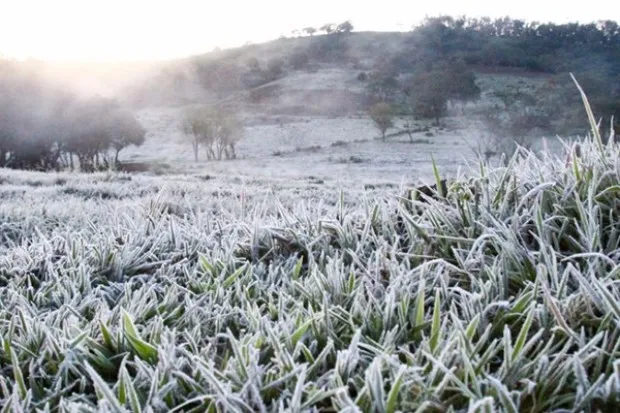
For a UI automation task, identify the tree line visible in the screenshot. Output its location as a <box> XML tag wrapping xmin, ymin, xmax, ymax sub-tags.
<box><xmin>391</xmin><ymin>16</ymin><xmax>620</xmax><ymax>75</ymax></box>
<box><xmin>0</xmin><ymin>60</ymin><xmax>146</xmax><ymax>172</ymax></box>
<box><xmin>364</xmin><ymin>16</ymin><xmax>619</xmax><ymax>146</ymax></box>
<box><xmin>367</xmin><ymin>65</ymin><xmax>617</xmax><ymax>159</ymax></box>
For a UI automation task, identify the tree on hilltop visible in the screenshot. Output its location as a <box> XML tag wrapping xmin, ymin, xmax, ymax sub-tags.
<box><xmin>303</xmin><ymin>27</ymin><xmax>317</xmax><ymax>37</ymax></box>
<box><xmin>336</xmin><ymin>21</ymin><xmax>354</xmax><ymax>34</ymax></box>
<box><xmin>320</xmin><ymin>23</ymin><xmax>336</xmax><ymax>34</ymax></box>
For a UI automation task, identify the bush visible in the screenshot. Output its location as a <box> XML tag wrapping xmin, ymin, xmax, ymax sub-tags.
<box><xmin>307</xmin><ymin>33</ymin><xmax>350</xmax><ymax>62</ymax></box>
<box><xmin>265</xmin><ymin>58</ymin><xmax>285</xmax><ymax>81</ymax></box>
<box><xmin>248</xmin><ymin>84</ymin><xmax>281</xmax><ymax>104</ymax></box>
<box><xmin>288</xmin><ymin>50</ymin><xmax>310</xmax><ymax>70</ymax></box>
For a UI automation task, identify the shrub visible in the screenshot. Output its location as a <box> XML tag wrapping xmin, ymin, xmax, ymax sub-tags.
<box><xmin>288</xmin><ymin>50</ymin><xmax>310</xmax><ymax>70</ymax></box>
<box><xmin>248</xmin><ymin>84</ymin><xmax>281</xmax><ymax>104</ymax></box>
<box><xmin>265</xmin><ymin>58</ymin><xmax>285</xmax><ymax>81</ymax></box>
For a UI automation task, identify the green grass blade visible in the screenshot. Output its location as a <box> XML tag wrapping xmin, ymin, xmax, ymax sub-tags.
<box><xmin>122</xmin><ymin>310</ymin><xmax>158</xmax><ymax>363</ymax></box>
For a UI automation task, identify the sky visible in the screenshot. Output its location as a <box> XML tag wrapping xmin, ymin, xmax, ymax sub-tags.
<box><xmin>1</xmin><ymin>0</ymin><xmax>619</xmax><ymax>62</ymax></box>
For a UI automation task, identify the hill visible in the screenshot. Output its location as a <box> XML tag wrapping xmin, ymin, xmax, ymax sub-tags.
<box><xmin>1</xmin><ymin>17</ymin><xmax>618</xmax><ymax>182</ymax></box>
<box><xmin>119</xmin><ymin>31</ymin><xmax>411</xmax><ymax>111</ymax></box>
<box><xmin>118</xmin><ymin>18</ymin><xmax>619</xmax><ymax>125</ymax></box>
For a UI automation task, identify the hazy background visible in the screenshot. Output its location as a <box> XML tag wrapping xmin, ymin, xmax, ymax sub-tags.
<box><xmin>1</xmin><ymin>2</ymin><xmax>618</xmax><ymax>183</ymax></box>
<box><xmin>2</xmin><ymin>0</ymin><xmax>619</xmax><ymax>61</ymax></box>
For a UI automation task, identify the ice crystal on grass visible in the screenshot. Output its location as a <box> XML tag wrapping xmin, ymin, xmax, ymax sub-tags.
<box><xmin>1</xmin><ymin>127</ymin><xmax>620</xmax><ymax>411</ymax></box>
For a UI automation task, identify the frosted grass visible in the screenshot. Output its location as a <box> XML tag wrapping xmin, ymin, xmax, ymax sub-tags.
<box><xmin>1</xmin><ymin>125</ymin><xmax>619</xmax><ymax>411</ymax></box>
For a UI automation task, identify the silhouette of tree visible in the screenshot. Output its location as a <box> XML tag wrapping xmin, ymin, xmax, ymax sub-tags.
<box><xmin>336</xmin><ymin>21</ymin><xmax>354</xmax><ymax>34</ymax></box>
<box><xmin>303</xmin><ymin>27</ymin><xmax>317</xmax><ymax>37</ymax></box>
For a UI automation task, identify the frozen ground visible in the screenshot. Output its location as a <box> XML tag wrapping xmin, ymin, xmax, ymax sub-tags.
<box><xmin>115</xmin><ymin>70</ymin><xmax>566</xmax><ymax>187</ymax></box>
<box><xmin>124</xmin><ymin>107</ymin><xmax>566</xmax><ymax>187</ymax></box>
<box><xmin>1</xmin><ymin>137</ymin><xmax>617</xmax><ymax>412</ymax></box>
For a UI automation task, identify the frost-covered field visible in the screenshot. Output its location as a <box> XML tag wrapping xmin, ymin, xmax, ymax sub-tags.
<box><xmin>1</xmin><ymin>131</ymin><xmax>620</xmax><ymax>411</ymax></box>
<box><xmin>118</xmin><ymin>71</ymin><xmax>562</xmax><ymax>184</ymax></box>
<box><xmin>124</xmin><ymin>109</ymin><xmax>563</xmax><ymax>185</ymax></box>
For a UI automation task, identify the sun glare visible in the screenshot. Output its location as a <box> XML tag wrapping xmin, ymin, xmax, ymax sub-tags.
<box><xmin>1</xmin><ymin>0</ymin><xmax>618</xmax><ymax>61</ymax></box>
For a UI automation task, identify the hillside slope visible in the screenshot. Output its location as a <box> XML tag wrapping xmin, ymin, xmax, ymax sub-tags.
<box><xmin>119</xmin><ymin>31</ymin><xmax>410</xmax><ymax>110</ymax></box>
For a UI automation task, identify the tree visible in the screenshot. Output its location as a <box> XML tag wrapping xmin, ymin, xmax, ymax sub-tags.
<box><xmin>0</xmin><ymin>60</ymin><xmax>146</xmax><ymax>172</ymax></box>
<box><xmin>442</xmin><ymin>60</ymin><xmax>481</xmax><ymax>105</ymax></box>
<box><xmin>409</xmin><ymin>71</ymin><xmax>450</xmax><ymax>125</ymax></box>
<box><xmin>389</xmin><ymin>16</ymin><xmax>620</xmax><ymax>77</ymax></box>
<box><xmin>180</xmin><ymin>106</ymin><xmax>244</xmax><ymax>161</ymax></box>
<box><xmin>369</xmin><ymin>102</ymin><xmax>394</xmax><ymax>140</ymax></box>
<box><xmin>366</xmin><ymin>72</ymin><xmax>401</xmax><ymax>104</ymax></box>
<box><xmin>0</xmin><ymin>65</ymin><xmax>23</xmax><ymax>167</ymax></box>
<box><xmin>407</xmin><ymin>66</ymin><xmax>480</xmax><ymax>124</ymax></box>
<box><xmin>215</xmin><ymin>112</ymin><xmax>244</xmax><ymax>160</ymax></box>
<box><xmin>336</xmin><ymin>21</ymin><xmax>354</xmax><ymax>34</ymax></box>
<box><xmin>64</xmin><ymin>97</ymin><xmax>124</xmax><ymax>172</ymax></box>
<box><xmin>320</xmin><ymin>23</ymin><xmax>336</xmax><ymax>34</ymax></box>
<box><xmin>0</xmin><ymin>62</ymin><xmax>73</xmax><ymax>171</ymax></box>
<box><xmin>265</xmin><ymin>58</ymin><xmax>285</xmax><ymax>81</ymax></box>
<box><xmin>108</xmin><ymin>110</ymin><xmax>147</xmax><ymax>165</ymax></box>
<box><xmin>288</xmin><ymin>49</ymin><xmax>310</xmax><ymax>70</ymax></box>
<box><xmin>303</xmin><ymin>27</ymin><xmax>317</xmax><ymax>37</ymax></box>
<box><xmin>246</xmin><ymin>57</ymin><xmax>260</xmax><ymax>72</ymax></box>
<box><xmin>537</xmin><ymin>72</ymin><xmax>620</xmax><ymax>139</ymax></box>
<box><xmin>181</xmin><ymin>107</ymin><xmax>212</xmax><ymax>162</ymax></box>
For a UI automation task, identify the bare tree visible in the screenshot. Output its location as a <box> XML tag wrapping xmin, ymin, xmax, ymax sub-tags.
<box><xmin>218</xmin><ymin>114</ymin><xmax>244</xmax><ymax>159</ymax></box>
<box><xmin>181</xmin><ymin>106</ymin><xmax>244</xmax><ymax>161</ymax></box>
<box><xmin>181</xmin><ymin>107</ymin><xmax>209</xmax><ymax>162</ymax></box>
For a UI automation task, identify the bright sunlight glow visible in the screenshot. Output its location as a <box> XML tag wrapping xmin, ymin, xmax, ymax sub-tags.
<box><xmin>1</xmin><ymin>0</ymin><xmax>618</xmax><ymax>61</ymax></box>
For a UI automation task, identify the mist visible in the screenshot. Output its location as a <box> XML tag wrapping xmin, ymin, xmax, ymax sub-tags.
<box><xmin>1</xmin><ymin>15</ymin><xmax>618</xmax><ymax>177</ymax></box>
<box><xmin>0</xmin><ymin>60</ymin><xmax>146</xmax><ymax>171</ymax></box>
